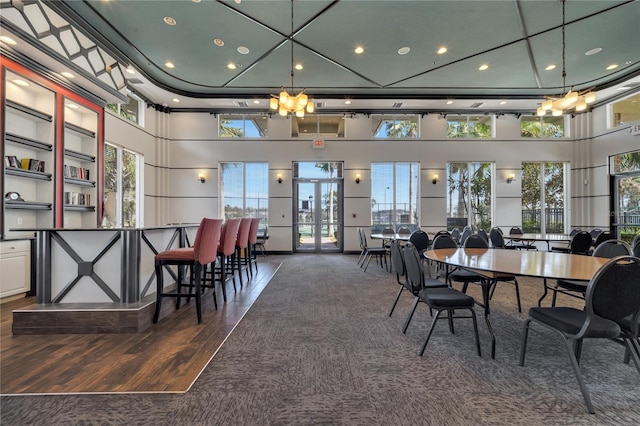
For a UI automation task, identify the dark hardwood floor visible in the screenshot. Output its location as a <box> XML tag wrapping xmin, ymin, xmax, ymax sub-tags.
<box><xmin>0</xmin><ymin>259</ymin><xmax>280</xmax><ymax>394</ymax></box>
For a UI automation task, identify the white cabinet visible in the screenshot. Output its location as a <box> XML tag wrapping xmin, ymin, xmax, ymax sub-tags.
<box><xmin>0</xmin><ymin>239</ymin><xmax>31</xmax><ymax>298</ymax></box>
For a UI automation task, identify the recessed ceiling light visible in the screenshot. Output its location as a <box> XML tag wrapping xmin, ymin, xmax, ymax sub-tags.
<box><xmin>606</xmin><ymin>64</ymin><xmax>619</xmax><ymax>70</ymax></box>
<box><xmin>398</xmin><ymin>47</ymin><xmax>410</xmax><ymax>55</ymax></box>
<box><xmin>172</xmin><ymin>98</ymin><xmax>180</xmax><ymax>103</ymax></box>
<box><xmin>253</xmin><ymin>100</ymin><xmax>260</xmax><ymax>104</ymax></box>
<box><xmin>163</xmin><ymin>16</ymin><xmax>176</xmax><ymax>26</ymax></box>
<box><xmin>354</xmin><ymin>46</ymin><xmax>364</xmax><ymax>54</ymax></box>
<box><xmin>12</xmin><ymin>79</ymin><xmax>30</xmax><ymax>87</ymax></box>
<box><xmin>294</xmin><ymin>63</ymin><xmax>303</xmax><ymax>70</ymax></box>
<box><xmin>545</xmin><ymin>64</ymin><xmax>556</xmax><ymax>71</ymax></box>
<box><xmin>0</xmin><ymin>36</ymin><xmax>17</xmax><ymax>45</ymax></box>
<box><xmin>213</xmin><ymin>38</ymin><xmax>224</xmax><ymax>47</ymax></box>
<box><xmin>500</xmin><ymin>101</ymin><xmax>507</xmax><ymax>105</ymax></box>
<box><xmin>192</xmin><ymin>0</ymin><xmax>201</xmax><ymax>3</ymax></box>
<box><xmin>437</xmin><ymin>47</ymin><xmax>447</xmax><ymax>54</ymax></box>
<box><xmin>237</xmin><ymin>46</ymin><xmax>250</xmax><ymax>55</ymax></box>
<box><xmin>61</xmin><ymin>71</ymin><xmax>75</xmax><ymax>78</ymax></box>
<box><xmin>585</xmin><ymin>47</ymin><xmax>602</xmax><ymax>56</ymax></box>
<box><xmin>227</xmin><ymin>63</ymin><xmax>237</xmax><ymax>70</ymax></box>
<box><xmin>165</xmin><ymin>61</ymin><xmax>175</xmax><ymax>69</ymax></box>
<box><xmin>126</xmin><ymin>67</ymin><xmax>136</xmax><ymax>74</ymax></box>
<box><xmin>234</xmin><ymin>0</ymin><xmax>241</xmax><ymax>3</ymax></box>
<box><xmin>478</xmin><ymin>64</ymin><xmax>489</xmax><ymax>71</ymax></box>
<box><xmin>344</xmin><ymin>100</ymin><xmax>351</xmax><ymax>105</ymax></box>
<box><xmin>446</xmin><ymin>100</ymin><xmax>454</xmax><ymax>105</ymax></box>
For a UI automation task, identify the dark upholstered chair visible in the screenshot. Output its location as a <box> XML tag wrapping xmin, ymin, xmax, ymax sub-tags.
<box><xmin>247</xmin><ymin>218</ymin><xmax>260</xmax><ymax>274</ymax></box>
<box><xmin>153</xmin><ymin>218</ymin><xmax>222</xmax><ymax>324</ymax></box>
<box><xmin>403</xmin><ymin>242</ymin><xmax>481</xmax><ymax>357</ymax></box>
<box><xmin>408</xmin><ymin>230</ymin><xmax>430</xmax><ymax>255</ymax></box>
<box><xmin>489</xmin><ymin>227</ymin><xmax>515</xmax><ymax>250</ymax></box>
<box><xmin>400</xmin><ymin>243</ymin><xmax>448</xmax><ymax>333</ymax></box>
<box><xmin>359</xmin><ymin>228</ymin><xmax>387</xmax><ymax>272</ymax></box>
<box><xmin>217</xmin><ymin>218</ymin><xmax>241</xmax><ymax>301</ymax></box>
<box><xmin>550</xmin><ymin>239</ymin><xmax>632</xmax><ymax>307</ymax></box>
<box><xmin>477</xmin><ymin>229</ymin><xmax>489</xmax><ymax>243</ymax></box>
<box><xmin>550</xmin><ymin>228</ymin><xmax>582</xmax><ymax>253</ymax></box>
<box><xmin>235</xmin><ymin>218</ymin><xmax>253</xmax><ymax>285</ymax></box>
<box><xmin>632</xmin><ymin>234</ymin><xmax>640</xmax><ymax>258</ymax></box>
<box><xmin>519</xmin><ymin>255</ymin><xmax>640</xmax><ymax>414</ymax></box>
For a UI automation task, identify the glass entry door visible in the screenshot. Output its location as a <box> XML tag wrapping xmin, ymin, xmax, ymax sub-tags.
<box><xmin>294</xmin><ymin>180</ymin><xmax>342</xmax><ymax>252</ymax></box>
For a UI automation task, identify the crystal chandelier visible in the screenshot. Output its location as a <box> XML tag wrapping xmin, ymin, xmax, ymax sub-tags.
<box><xmin>269</xmin><ymin>0</ymin><xmax>314</xmax><ymax>117</ymax></box>
<box><xmin>537</xmin><ymin>0</ymin><xmax>595</xmax><ymax>117</ymax></box>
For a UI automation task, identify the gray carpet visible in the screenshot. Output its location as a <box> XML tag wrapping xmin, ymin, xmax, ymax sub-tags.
<box><xmin>2</xmin><ymin>254</ymin><xmax>639</xmax><ymax>425</ymax></box>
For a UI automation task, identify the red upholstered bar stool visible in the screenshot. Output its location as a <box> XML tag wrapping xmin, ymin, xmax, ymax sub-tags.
<box><xmin>216</xmin><ymin>218</ymin><xmax>241</xmax><ymax>302</ymax></box>
<box><xmin>247</xmin><ymin>218</ymin><xmax>260</xmax><ymax>274</ymax></box>
<box><xmin>153</xmin><ymin>218</ymin><xmax>222</xmax><ymax>324</ymax></box>
<box><xmin>235</xmin><ymin>218</ymin><xmax>252</xmax><ymax>285</ymax></box>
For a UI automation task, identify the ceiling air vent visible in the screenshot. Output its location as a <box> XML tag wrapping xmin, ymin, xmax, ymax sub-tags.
<box><xmin>470</xmin><ymin>102</ymin><xmax>484</xmax><ymax>108</ymax></box>
<box><xmin>126</xmin><ymin>78</ymin><xmax>144</xmax><ymax>85</ymax></box>
<box><xmin>234</xmin><ymin>101</ymin><xmax>249</xmax><ymax>108</ymax></box>
<box><xmin>315</xmin><ymin>101</ymin><xmax>325</xmax><ymax>108</ymax></box>
<box><xmin>392</xmin><ymin>102</ymin><xmax>405</xmax><ymax>108</ymax></box>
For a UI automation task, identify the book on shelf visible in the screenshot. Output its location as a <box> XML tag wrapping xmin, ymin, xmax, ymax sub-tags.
<box><xmin>64</xmin><ymin>191</ymin><xmax>91</xmax><ymax>206</ymax></box>
<box><xmin>19</xmin><ymin>158</ymin><xmax>45</xmax><ymax>172</ymax></box>
<box><xmin>64</xmin><ymin>164</ymin><xmax>91</xmax><ymax>180</ymax></box>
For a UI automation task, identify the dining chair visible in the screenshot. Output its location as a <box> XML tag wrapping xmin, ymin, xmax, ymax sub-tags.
<box><xmin>550</xmin><ymin>239</ymin><xmax>632</xmax><ymax>307</ymax></box>
<box><xmin>235</xmin><ymin>217</ymin><xmax>253</xmax><ymax>285</ymax></box>
<box><xmin>550</xmin><ymin>228</ymin><xmax>582</xmax><ymax>253</ymax></box>
<box><xmin>216</xmin><ymin>218</ymin><xmax>241</xmax><ymax>302</ymax></box>
<box><xmin>633</xmin><ymin>234</ymin><xmax>640</xmax><ymax>257</ymax></box>
<box><xmin>408</xmin><ymin>230</ymin><xmax>430</xmax><ymax>256</ymax></box>
<box><xmin>397</xmin><ymin>227</ymin><xmax>412</xmax><ymax>236</ymax></box>
<box><xmin>489</xmin><ymin>227</ymin><xmax>515</xmax><ymax>250</ymax></box>
<box><xmin>477</xmin><ymin>229</ymin><xmax>489</xmax><ymax>243</ymax></box>
<box><xmin>247</xmin><ymin>218</ymin><xmax>260</xmax><ymax>273</ymax></box>
<box><xmin>431</xmin><ymin>233</ymin><xmax>458</xmax><ymax>281</ymax></box>
<box><xmin>403</xmin><ymin>242</ymin><xmax>481</xmax><ymax>357</ymax></box>
<box><xmin>359</xmin><ymin>228</ymin><xmax>388</xmax><ymax>272</ymax></box>
<box><xmin>463</xmin><ymin>234</ymin><xmax>522</xmax><ymax>313</ymax></box>
<box><xmin>592</xmin><ymin>230</ymin><xmax>615</xmax><ymax>251</ymax></box>
<box><xmin>507</xmin><ymin>226</ymin><xmax>534</xmax><ymax>250</ymax></box>
<box><xmin>255</xmin><ymin>226</ymin><xmax>268</xmax><ymax>256</ymax></box>
<box><xmin>459</xmin><ymin>227</ymin><xmax>471</xmax><ymax>246</ymax></box>
<box><xmin>388</xmin><ymin>240</ymin><xmax>410</xmax><ymax>317</ymax></box>
<box><xmin>153</xmin><ymin>218</ymin><xmax>222</xmax><ymax>324</ymax></box>
<box><xmin>519</xmin><ymin>255</ymin><xmax>640</xmax><ymax>414</ymax></box>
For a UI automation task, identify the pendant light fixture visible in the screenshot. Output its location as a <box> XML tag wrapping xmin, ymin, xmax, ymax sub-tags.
<box><xmin>270</xmin><ymin>0</ymin><xmax>314</xmax><ymax>117</ymax></box>
<box><xmin>537</xmin><ymin>0</ymin><xmax>596</xmax><ymax>117</ymax></box>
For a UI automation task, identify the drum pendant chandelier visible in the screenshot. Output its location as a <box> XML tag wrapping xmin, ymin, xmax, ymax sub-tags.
<box><xmin>537</xmin><ymin>0</ymin><xmax>595</xmax><ymax>117</ymax></box>
<box><xmin>269</xmin><ymin>0</ymin><xmax>314</xmax><ymax>117</ymax></box>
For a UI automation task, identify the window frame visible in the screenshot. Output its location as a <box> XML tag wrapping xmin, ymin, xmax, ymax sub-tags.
<box><xmin>520</xmin><ymin>115</ymin><xmax>566</xmax><ymax>138</ymax></box>
<box><xmin>106</xmin><ymin>92</ymin><xmax>144</xmax><ymax>127</ymax></box>
<box><xmin>446</xmin><ymin>115</ymin><xmax>494</xmax><ymax>139</ymax></box>
<box><xmin>219</xmin><ymin>114</ymin><xmax>268</xmax><ymax>138</ymax></box>
<box><xmin>219</xmin><ymin>162</ymin><xmax>269</xmax><ymax>226</ymax></box>
<box><xmin>446</xmin><ymin>162</ymin><xmax>494</xmax><ymax>231</ymax></box>
<box><xmin>371</xmin><ymin>114</ymin><xmax>420</xmax><ymax>139</ymax></box>
<box><xmin>520</xmin><ymin>162</ymin><xmax>569</xmax><ymax>234</ymax></box>
<box><xmin>370</xmin><ymin>161</ymin><xmax>420</xmax><ymax>232</ymax></box>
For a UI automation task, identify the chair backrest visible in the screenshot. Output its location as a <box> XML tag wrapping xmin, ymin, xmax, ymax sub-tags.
<box><xmin>594</xmin><ymin>230</ymin><xmax>615</xmax><ymax>248</ymax></box>
<box><xmin>592</xmin><ymin>239</ymin><xmax>632</xmax><ymax>258</ymax></box>
<box><xmin>568</xmin><ymin>231</ymin><xmax>593</xmax><ymax>255</ymax></box>
<box><xmin>218</xmin><ymin>218</ymin><xmax>241</xmax><ymax>255</ymax></box>
<box><xmin>433</xmin><ymin>230</ymin><xmax>450</xmax><ymax>239</ymax></box>
<box><xmin>464</xmin><ymin>234</ymin><xmax>489</xmax><ymax>249</ymax></box>
<box><xmin>489</xmin><ymin>227</ymin><xmax>506</xmax><ymax>249</ymax></box>
<box><xmin>389</xmin><ymin>240</ymin><xmax>405</xmax><ymax>283</ymax></box>
<box><xmin>248</xmin><ymin>218</ymin><xmax>260</xmax><ymax>244</ymax></box>
<box><xmin>408</xmin><ymin>230</ymin><xmax>430</xmax><ymax>253</ymax></box>
<box><xmin>450</xmin><ymin>228</ymin><xmax>460</xmax><ymax>242</ymax></box>
<box><xmin>569</xmin><ymin>228</ymin><xmax>581</xmax><ymax>237</ymax></box>
<box><xmin>590</xmin><ymin>228</ymin><xmax>603</xmax><ymax>239</ymax></box>
<box><xmin>432</xmin><ymin>233</ymin><xmax>458</xmax><ymax>249</ymax></box>
<box><xmin>235</xmin><ymin>218</ymin><xmax>252</xmax><ymax>249</ymax></box>
<box><xmin>459</xmin><ymin>228</ymin><xmax>471</xmax><ymax>245</ymax></box>
<box><xmin>397</xmin><ymin>227</ymin><xmax>412</xmax><ymax>235</ymax></box>
<box><xmin>381</xmin><ymin>227</ymin><xmax>395</xmax><ymax>236</ymax></box>
<box><xmin>478</xmin><ymin>229</ymin><xmax>489</xmax><ymax>243</ymax></box>
<box><xmin>193</xmin><ymin>218</ymin><xmax>223</xmax><ymax>265</ymax></box>
<box><xmin>402</xmin><ymin>242</ymin><xmax>424</xmax><ymax>294</ymax></box>
<box><xmin>586</xmin><ymin>256</ymin><xmax>640</xmax><ymax>326</ymax></box>
<box><xmin>509</xmin><ymin>226</ymin><xmax>524</xmax><ymax>236</ymax></box>
<box><xmin>633</xmin><ymin>235</ymin><xmax>640</xmax><ymax>258</ymax></box>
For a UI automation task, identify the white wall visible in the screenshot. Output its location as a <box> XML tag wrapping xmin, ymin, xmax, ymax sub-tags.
<box><xmin>104</xmin><ymin>105</ymin><xmax>640</xmax><ymax>253</ymax></box>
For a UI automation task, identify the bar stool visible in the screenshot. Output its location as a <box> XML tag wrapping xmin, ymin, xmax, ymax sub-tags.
<box><xmin>153</xmin><ymin>218</ymin><xmax>222</xmax><ymax>324</ymax></box>
<box><xmin>216</xmin><ymin>218</ymin><xmax>241</xmax><ymax>301</ymax></box>
<box><xmin>235</xmin><ymin>218</ymin><xmax>252</xmax><ymax>286</ymax></box>
<box><xmin>247</xmin><ymin>218</ymin><xmax>260</xmax><ymax>274</ymax></box>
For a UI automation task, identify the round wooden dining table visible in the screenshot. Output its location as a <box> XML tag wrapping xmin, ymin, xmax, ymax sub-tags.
<box><xmin>423</xmin><ymin>248</ymin><xmax>609</xmax><ymax>358</ymax></box>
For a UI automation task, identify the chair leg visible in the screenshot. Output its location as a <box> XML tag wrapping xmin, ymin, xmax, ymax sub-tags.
<box><xmin>389</xmin><ymin>286</ymin><xmax>404</xmax><ymax>317</ymax></box>
<box><xmin>218</xmin><ymin>254</ymin><xmax>228</xmax><ymax>302</ymax></box>
<box><xmin>563</xmin><ymin>337</ymin><xmax>595</xmax><ymax>414</ymax></box>
<box><xmin>513</xmin><ymin>278</ymin><xmax>522</xmax><ymax>313</ymax></box>
<box><xmin>402</xmin><ymin>296</ymin><xmax>420</xmax><ymax>334</ymax></box>
<box><xmin>209</xmin><ymin>261</ymin><xmax>218</xmax><ymax>310</ymax></box>
<box><xmin>194</xmin><ymin>263</ymin><xmax>203</xmax><ymax>324</ymax></box>
<box><xmin>419</xmin><ymin>309</ymin><xmax>444</xmax><ymax>356</ymax></box>
<box><xmin>153</xmin><ymin>262</ymin><xmax>163</xmax><ymax>323</ymax></box>
<box><xmin>551</xmin><ymin>285</ymin><xmax>559</xmax><ymax>307</ymax></box>
<box><xmin>623</xmin><ymin>338</ymin><xmax>640</xmax><ymax>375</ymax></box>
<box><xmin>538</xmin><ymin>279</ymin><xmax>550</xmax><ymax>307</ymax></box>
<box><xmin>519</xmin><ymin>318</ymin><xmax>532</xmax><ymax>366</ymax></box>
<box><xmin>470</xmin><ymin>308</ymin><xmax>482</xmax><ymax>356</ymax></box>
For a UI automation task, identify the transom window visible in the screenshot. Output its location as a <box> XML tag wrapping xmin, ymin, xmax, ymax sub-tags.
<box><xmin>106</xmin><ymin>94</ymin><xmax>144</xmax><ymax>126</ymax></box>
<box><xmin>219</xmin><ymin>114</ymin><xmax>268</xmax><ymax>138</ymax></box>
<box><xmin>447</xmin><ymin>115</ymin><xmax>493</xmax><ymax>138</ymax></box>
<box><xmin>372</xmin><ymin>115</ymin><xmax>419</xmax><ymax>138</ymax></box>
<box><xmin>292</xmin><ymin>115</ymin><xmax>345</xmax><ymax>137</ymax></box>
<box><xmin>520</xmin><ymin>115</ymin><xmax>565</xmax><ymax>138</ymax></box>
<box><xmin>608</xmin><ymin>92</ymin><xmax>640</xmax><ymax>128</ymax></box>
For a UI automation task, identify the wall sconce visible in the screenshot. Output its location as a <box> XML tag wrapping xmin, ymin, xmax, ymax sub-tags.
<box><xmin>198</xmin><ymin>173</ymin><xmax>206</xmax><ymax>183</ymax></box>
<box><xmin>277</xmin><ymin>173</ymin><xmax>283</xmax><ymax>184</ymax></box>
<box><xmin>432</xmin><ymin>174</ymin><xmax>439</xmax><ymax>185</ymax></box>
<box><xmin>506</xmin><ymin>173</ymin><xmax>515</xmax><ymax>184</ymax></box>
<box><xmin>355</xmin><ymin>173</ymin><xmax>361</xmax><ymax>184</ymax></box>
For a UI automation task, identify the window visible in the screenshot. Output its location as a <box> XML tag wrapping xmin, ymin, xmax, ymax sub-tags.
<box><xmin>521</xmin><ymin>162</ymin><xmax>567</xmax><ymax>233</ymax></box>
<box><xmin>106</xmin><ymin>94</ymin><xmax>144</xmax><ymax>126</ymax></box>
<box><xmin>608</xmin><ymin>92</ymin><xmax>640</xmax><ymax>128</ymax></box>
<box><xmin>372</xmin><ymin>115</ymin><xmax>419</xmax><ymax>138</ymax></box>
<box><xmin>292</xmin><ymin>115</ymin><xmax>345</xmax><ymax>137</ymax></box>
<box><xmin>220</xmin><ymin>162</ymin><xmax>268</xmax><ymax>226</ymax></box>
<box><xmin>371</xmin><ymin>162</ymin><xmax>419</xmax><ymax>232</ymax></box>
<box><xmin>447</xmin><ymin>115</ymin><xmax>493</xmax><ymax>138</ymax></box>
<box><xmin>219</xmin><ymin>114</ymin><xmax>267</xmax><ymax>138</ymax></box>
<box><xmin>103</xmin><ymin>143</ymin><xmax>144</xmax><ymax>227</ymax></box>
<box><xmin>447</xmin><ymin>162</ymin><xmax>493</xmax><ymax>230</ymax></box>
<box><xmin>520</xmin><ymin>115</ymin><xmax>565</xmax><ymax>138</ymax></box>
<box><xmin>610</xmin><ymin>150</ymin><xmax>640</xmax><ymax>243</ymax></box>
